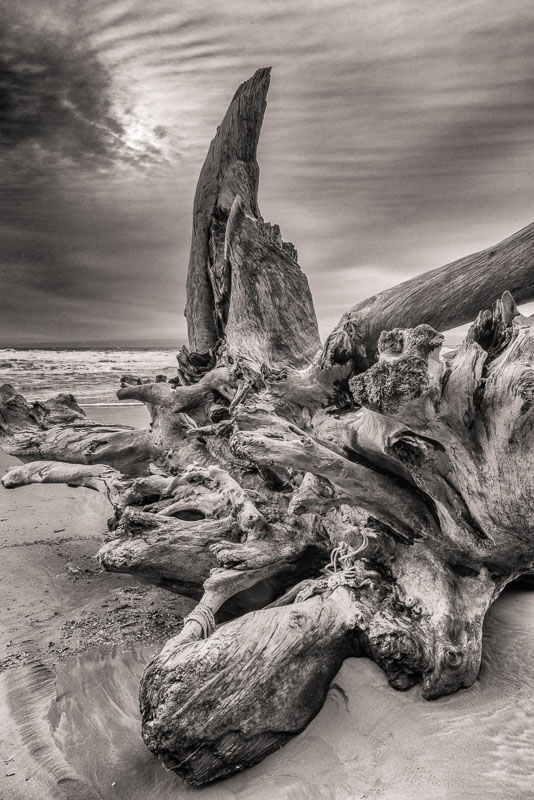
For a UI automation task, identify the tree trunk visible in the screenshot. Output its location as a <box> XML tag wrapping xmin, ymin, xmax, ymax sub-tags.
<box><xmin>3</xmin><ymin>68</ymin><xmax>534</xmax><ymax>787</ymax></box>
<box><xmin>322</xmin><ymin>221</ymin><xmax>534</xmax><ymax>371</ymax></box>
<box><xmin>185</xmin><ymin>67</ymin><xmax>270</xmax><ymax>352</ymax></box>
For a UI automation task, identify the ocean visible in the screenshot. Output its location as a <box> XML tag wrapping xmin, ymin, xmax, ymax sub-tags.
<box><xmin>0</xmin><ymin>348</ymin><xmax>179</xmax><ymax>406</ymax></box>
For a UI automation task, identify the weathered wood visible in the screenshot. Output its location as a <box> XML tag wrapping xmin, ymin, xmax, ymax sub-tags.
<box><xmin>1</xmin><ymin>460</ymin><xmax>128</xmax><ymax>506</ymax></box>
<box><xmin>140</xmin><ymin>587</ymin><xmax>358</xmax><ymax>785</ymax></box>
<box><xmin>231</xmin><ymin>401</ymin><xmax>440</xmax><ymax>542</ymax></box>
<box><xmin>322</xmin><ymin>222</ymin><xmax>534</xmax><ymax>370</ymax></box>
<box><xmin>224</xmin><ymin>195</ymin><xmax>320</xmax><ymax>368</ymax></box>
<box><xmin>0</xmin><ymin>384</ymin><xmax>157</xmax><ymax>475</ymax></box>
<box><xmin>137</xmin><ymin>293</ymin><xmax>534</xmax><ymax>782</ymax></box>
<box><xmin>96</xmin><ymin>462</ymin><xmax>329</xmax><ymax>610</ymax></box>
<box><xmin>185</xmin><ymin>67</ymin><xmax>270</xmax><ymax>352</ymax></box>
<box><xmin>2</xmin><ymin>69</ymin><xmax>534</xmax><ymax>788</ymax></box>
<box><xmin>348</xmin><ymin>293</ymin><xmax>534</xmax><ymax>569</ymax></box>
<box><xmin>184</xmin><ymin>68</ymin><xmax>320</xmax><ymax>371</ymax></box>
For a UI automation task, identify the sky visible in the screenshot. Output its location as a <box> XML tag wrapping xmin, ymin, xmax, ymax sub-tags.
<box><xmin>2</xmin><ymin>0</ymin><xmax>534</xmax><ymax>346</ymax></box>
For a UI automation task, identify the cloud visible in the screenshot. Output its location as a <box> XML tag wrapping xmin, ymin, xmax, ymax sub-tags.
<box><xmin>0</xmin><ymin>10</ymin><xmax>118</xmax><ymax>168</ymax></box>
<box><xmin>3</xmin><ymin>0</ymin><xmax>534</xmax><ymax>345</ymax></box>
<box><xmin>0</xmin><ymin>1</ymin><xmax>171</xmax><ymax>188</ymax></box>
<box><xmin>0</xmin><ymin>1</ymin><xmax>183</xmax><ymax>346</ymax></box>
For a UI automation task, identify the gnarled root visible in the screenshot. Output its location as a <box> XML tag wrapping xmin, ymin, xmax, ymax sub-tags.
<box><xmin>0</xmin><ymin>384</ymin><xmax>157</xmax><ymax>475</ymax></box>
<box><xmin>140</xmin><ymin>586</ymin><xmax>358</xmax><ymax>785</ymax></box>
<box><xmin>139</xmin><ymin>537</ymin><xmax>498</xmax><ymax>784</ymax></box>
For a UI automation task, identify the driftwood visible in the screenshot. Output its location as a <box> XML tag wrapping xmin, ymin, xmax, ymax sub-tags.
<box><xmin>2</xmin><ymin>68</ymin><xmax>534</xmax><ymax>786</ymax></box>
<box><xmin>322</xmin><ymin>221</ymin><xmax>534</xmax><ymax>371</ymax></box>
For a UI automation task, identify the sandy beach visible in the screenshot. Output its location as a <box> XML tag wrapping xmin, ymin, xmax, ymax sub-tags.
<box><xmin>1</xmin><ymin>405</ymin><xmax>534</xmax><ymax>800</ymax></box>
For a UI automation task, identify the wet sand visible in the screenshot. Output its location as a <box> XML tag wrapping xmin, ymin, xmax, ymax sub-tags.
<box><xmin>1</xmin><ymin>406</ymin><xmax>534</xmax><ymax>799</ymax></box>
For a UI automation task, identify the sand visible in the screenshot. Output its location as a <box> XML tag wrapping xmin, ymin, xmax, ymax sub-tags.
<box><xmin>1</xmin><ymin>406</ymin><xmax>534</xmax><ymax>799</ymax></box>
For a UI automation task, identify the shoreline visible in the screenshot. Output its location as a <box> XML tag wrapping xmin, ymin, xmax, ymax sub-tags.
<box><xmin>0</xmin><ymin>404</ymin><xmax>185</xmax><ymax>675</ymax></box>
<box><xmin>0</xmin><ymin>404</ymin><xmax>196</xmax><ymax>798</ymax></box>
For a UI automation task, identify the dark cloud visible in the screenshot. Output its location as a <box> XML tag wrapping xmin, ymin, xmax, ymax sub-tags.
<box><xmin>0</xmin><ymin>8</ymin><xmax>120</xmax><ymax>171</ymax></box>
<box><xmin>0</xmin><ymin>1</ymin><xmax>178</xmax><ymax>345</ymax></box>
<box><xmin>0</xmin><ymin>1</ymin><xmax>169</xmax><ymax>187</ymax></box>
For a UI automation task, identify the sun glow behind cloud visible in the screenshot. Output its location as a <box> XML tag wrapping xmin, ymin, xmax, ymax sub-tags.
<box><xmin>2</xmin><ymin>0</ymin><xmax>534</xmax><ymax>344</ymax></box>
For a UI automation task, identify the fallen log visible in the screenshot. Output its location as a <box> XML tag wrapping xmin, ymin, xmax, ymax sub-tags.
<box><xmin>322</xmin><ymin>223</ymin><xmax>534</xmax><ymax>371</ymax></box>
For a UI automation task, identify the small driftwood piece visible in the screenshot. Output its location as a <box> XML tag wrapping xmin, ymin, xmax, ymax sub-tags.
<box><xmin>2</xmin><ymin>69</ymin><xmax>534</xmax><ymax>786</ymax></box>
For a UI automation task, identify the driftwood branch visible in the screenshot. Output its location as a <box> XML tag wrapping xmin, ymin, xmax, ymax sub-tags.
<box><xmin>322</xmin><ymin>223</ymin><xmax>534</xmax><ymax>370</ymax></box>
<box><xmin>0</xmin><ymin>384</ymin><xmax>157</xmax><ymax>475</ymax></box>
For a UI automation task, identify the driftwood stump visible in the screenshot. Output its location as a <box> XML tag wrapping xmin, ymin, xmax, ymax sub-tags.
<box><xmin>2</xmin><ymin>68</ymin><xmax>534</xmax><ymax>785</ymax></box>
